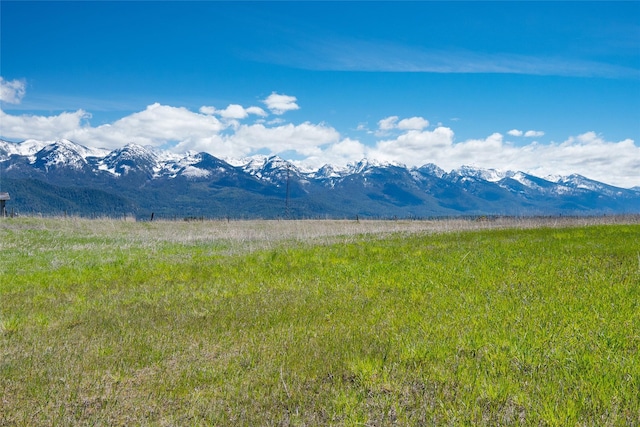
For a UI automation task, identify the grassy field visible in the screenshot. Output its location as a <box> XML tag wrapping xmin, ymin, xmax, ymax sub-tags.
<box><xmin>1</xmin><ymin>217</ymin><xmax>639</xmax><ymax>425</ymax></box>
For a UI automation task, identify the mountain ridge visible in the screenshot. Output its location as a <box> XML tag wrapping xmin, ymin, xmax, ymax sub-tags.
<box><xmin>1</xmin><ymin>139</ymin><xmax>638</xmax><ymax>219</ymax></box>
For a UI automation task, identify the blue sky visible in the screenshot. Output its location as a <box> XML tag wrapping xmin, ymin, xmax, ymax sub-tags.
<box><xmin>1</xmin><ymin>1</ymin><xmax>639</xmax><ymax>187</ymax></box>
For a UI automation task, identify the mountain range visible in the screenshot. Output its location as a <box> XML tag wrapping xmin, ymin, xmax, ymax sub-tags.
<box><xmin>1</xmin><ymin>139</ymin><xmax>639</xmax><ymax>219</ymax></box>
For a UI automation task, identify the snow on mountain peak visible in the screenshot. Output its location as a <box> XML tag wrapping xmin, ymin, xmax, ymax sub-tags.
<box><xmin>310</xmin><ymin>163</ymin><xmax>348</xmax><ymax>179</ymax></box>
<box><xmin>2</xmin><ymin>139</ymin><xmax>637</xmax><ymax>194</ymax></box>
<box><xmin>239</xmin><ymin>155</ymin><xmax>269</xmax><ymax>174</ymax></box>
<box><xmin>52</xmin><ymin>139</ymin><xmax>110</xmax><ymax>158</ymax></box>
<box><xmin>453</xmin><ymin>165</ymin><xmax>506</xmax><ymax>182</ymax></box>
<box><xmin>32</xmin><ymin>139</ymin><xmax>101</xmax><ymax>170</ymax></box>
<box><xmin>416</xmin><ymin>163</ymin><xmax>446</xmax><ymax>178</ymax></box>
<box><xmin>347</xmin><ymin>158</ymin><xmax>401</xmax><ymax>174</ymax></box>
<box><xmin>1</xmin><ymin>139</ymin><xmax>50</xmax><ymax>159</ymax></box>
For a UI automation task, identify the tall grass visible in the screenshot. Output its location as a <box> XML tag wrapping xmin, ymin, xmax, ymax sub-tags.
<box><xmin>1</xmin><ymin>217</ymin><xmax>639</xmax><ymax>425</ymax></box>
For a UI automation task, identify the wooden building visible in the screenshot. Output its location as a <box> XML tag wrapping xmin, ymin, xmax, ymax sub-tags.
<box><xmin>0</xmin><ymin>192</ymin><xmax>9</xmax><ymax>217</ymax></box>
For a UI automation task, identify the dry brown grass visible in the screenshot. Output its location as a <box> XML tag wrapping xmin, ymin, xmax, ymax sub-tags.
<box><xmin>2</xmin><ymin>214</ymin><xmax>638</xmax><ymax>249</ymax></box>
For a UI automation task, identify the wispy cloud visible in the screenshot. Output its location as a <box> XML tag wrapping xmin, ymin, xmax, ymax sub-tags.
<box><xmin>257</xmin><ymin>38</ymin><xmax>640</xmax><ymax>79</ymax></box>
<box><xmin>0</xmin><ymin>78</ymin><xmax>26</xmax><ymax>104</ymax></box>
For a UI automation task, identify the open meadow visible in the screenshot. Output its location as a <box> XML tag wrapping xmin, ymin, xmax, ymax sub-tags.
<box><xmin>1</xmin><ymin>216</ymin><xmax>639</xmax><ymax>425</ymax></box>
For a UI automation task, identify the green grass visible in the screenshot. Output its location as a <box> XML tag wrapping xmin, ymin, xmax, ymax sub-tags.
<box><xmin>1</xmin><ymin>218</ymin><xmax>639</xmax><ymax>425</ymax></box>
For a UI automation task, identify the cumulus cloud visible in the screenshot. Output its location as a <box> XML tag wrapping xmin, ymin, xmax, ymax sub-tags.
<box><xmin>377</xmin><ymin>115</ymin><xmax>429</xmax><ymax>134</ymax></box>
<box><xmin>507</xmin><ymin>129</ymin><xmax>545</xmax><ymax>138</ymax></box>
<box><xmin>0</xmin><ymin>77</ymin><xmax>26</xmax><ymax>104</ymax></box>
<box><xmin>246</xmin><ymin>106</ymin><xmax>267</xmax><ymax>116</ymax></box>
<box><xmin>296</xmin><ymin>138</ymin><xmax>367</xmax><ymax>170</ymax></box>
<box><xmin>524</xmin><ymin>130</ymin><xmax>545</xmax><ymax>137</ymax></box>
<box><xmin>262</xmin><ymin>92</ymin><xmax>300</xmax><ymax>115</ymax></box>
<box><xmin>1</xmin><ymin>103</ymin><xmax>638</xmax><ymax>187</ymax></box>
<box><xmin>67</xmin><ymin>103</ymin><xmax>225</xmax><ymax>149</ymax></box>
<box><xmin>378</xmin><ymin>116</ymin><xmax>399</xmax><ymax>131</ymax></box>
<box><xmin>1</xmin><ymin>103</ymin><xmax>224</xmax><ymax>150</ymax></box>
<box><xmin>199</xmin><ymin>104</ymin><xmax>267</xmax><ymax>119</ymax></box>
<box><xmin>229</xmin><ymin>122</ymin><xmax>339</xmax><ymax>157</ymax></box>
<box><xmin>199</xmin><ymin>106</ymin><xmax>216</xmax><ymax>115</ymax></box>
<box><xmin>171</xmin><ymin>121</ymin><xmax>341</xmax><ymax>160</ymax></box>
<box><xmin>398</xmin><ymin>117</ymin><xmax>429</xmax><ymax>130</ymax></box>
<box><xmin>364</xmin><ymin>127</ymin><xmax>639</xmax><ymax>188</ymax></box>
<box><xmin>0</xmin><ymin>109</ymin><xmax>91</xmax><ymax>140</ymax></box>
<box><xmin>521</xmin><ymin>132</ymin><xmax>638</xmax><ymax>186</ymax></box>
<box><xmin>217</xmin><ymin>104</ymin><xmax>251</xmax><ymax>120</ymax></box>
<box><xmin>368</xmin><ymin>127</ymin><xmax>456</xmax><ymax>165</ymax></box>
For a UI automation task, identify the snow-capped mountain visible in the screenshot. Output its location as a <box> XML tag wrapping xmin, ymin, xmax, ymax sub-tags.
<box><xmin>309</xmin><ymin>163</ymin><xmax>349</xmax><ymax>180</ymax></box>
<box><xmin>98</xmin><ymin>143</ymin><xmax>161</xmax><ymax>177</ymax></box>
<box><xmin>415</xmin><ymin>163</ymin><xmax>446</xmax><ymax>179</ymax></box>
<box><xmin>21</xmin><ymin>139</ymin><xmax>109</xmax><ymax>173</ymax></box>
<box><xmin>32</xmin><ymin>141</ymin><xmax>90</xmax><ymax>172</ymax></box>
<box><xmin>546</xmin><ymin>174</ymin><xmax>629</xmax><ymax>198</ymax></box>
<box><xmin>347</xmin><ymin>158</ymin><xmax>401</xmax><ymax>175</ymax></box>
<box><xmin>240</xmin><ymin>155</ymin><xmax>303</xmax><ymax>185</ymax></box>
<box><xmin>0</xmin><ymin>139</ymin><xmax>638</xmax><ymax>218</ymax></box>
<box><xmin>449</xmin><ymin>165</ymin><xmax>507</xmax><ymax>182</ymax></box>
<box><xmin>0</xmin><ymin>139</ymin><xmax>50</xmax><ymax>158</ymax></box>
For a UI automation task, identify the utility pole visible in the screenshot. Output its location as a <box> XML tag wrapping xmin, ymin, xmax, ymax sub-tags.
<box><xmin>285</xmin><ymin>164</ymin><xmax>291</xmax><ymax>218</ymax></box>
<box><xmin>0</xmin><ymin>153</ymin><xmax>7</xmax><ymax>217</ymax></box>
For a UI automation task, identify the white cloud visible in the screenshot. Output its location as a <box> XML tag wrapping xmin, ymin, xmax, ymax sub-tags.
<box><xmin>218</xmin><ymin>104</ymin><xmax>250</xmax><ymax>119</ymax></box>
<box><xmin>0</xmin><ymin>77</ymin><xmax>26</xmax><ymax>104</ymax></box>
<box><xmin>69</xmin><ymin>103</ymin><xmax>225</xmax><ymax>149</ymax></box>
<box><xmin>398</xmin><ymin>117</ymin><xmax>429</xmax><ymax>130</ymax></box>
<box><xmin>229</xmin><ymin>122</ymin><xmax>339</xmax><ymax>157</ymax></box>
<box><xmin>524</xmin><ymin>130</ymin><xmax>545</xmax><ymax>137</ymax></box>
<box><xmin>173</xmin><ymin>121</ymin><xmax>340</xmax><ymax>160</ymax></box>
<box><xmin>246</xmin><ymin>106</ymin><xmax>267</xmax><ymax>117</ymax></box>
<box><xmin>378</xmin><ymin>116</ymin><xmax>398</xmax><ymax>131</ymax></box>
<box><xmin>263</xmin><ymin>92</ymin><xmax>300</xmax><ymax>115</ymax></box>
<box><xmin>301</xmin><ymin>138</ymin><xmax>367</xmax><ymax>170</ymax></box>
<box><xmin>368</xmin><ymin>127</ymin><xmax>456</xmax><ymax>165</ymax></box>
<box><xmin>199</xmin><ymin>104</ymin><xmax>267</xmax><ymax>119</ymax></box>
<box><xmin>364</xmin><ymin>127</ymin><xmax>639</xmax><ymax>187</ymax></box>
<box><xmin>378</xmin><ymin>115</ymin><xmax>429</xmax><ymax>133</ymax></box>
<box><xmin>507</xmin><ymin>129</ymin><xmax>545</xmax><ymax>138</ymax></box>
<box><xmin>1</xmin><ymin>104</ymin><xmax>638</xmax><ymax>187</ymax></box>
<box><xmin>356</xmin><ymin>123</ymin><xmax>369</xmax><ymax>132</ymax></box>
<box><xmin>199</xmin><ymin>106</ymin><xmax>216</xmax><ymax>115</ymax></box>
<box><xmin>267</xmin><ymin>37</ymin><xmax>639</xmax><ymax>78</ymax></box>
<box><xmin>266</xmin><ymin>117</ymin><xmax>286</xmax><ymax>125</ymax></box>
<box><xmin>0</xmin><ymin>109</ymin><xmax>90</xmax><ymax>140</ymax></box>
<box><xmin>521</xmin><ymin>132</ymin><xmax>639</xmax><ymax>187</ymax></box>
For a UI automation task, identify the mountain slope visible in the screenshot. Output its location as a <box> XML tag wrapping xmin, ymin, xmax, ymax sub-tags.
<box><xmin>1</xmin><ymin>139</ymin><xmax>638</xmax><ymax>218</ymax></box>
